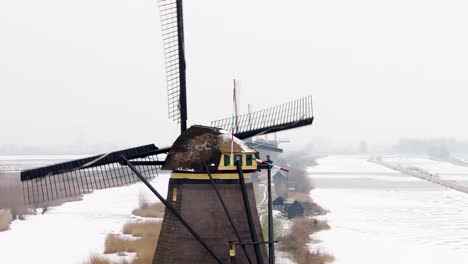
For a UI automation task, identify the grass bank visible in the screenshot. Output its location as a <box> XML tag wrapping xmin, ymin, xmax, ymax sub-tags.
<box><xmin>85</xmin><ymin>201</ymin><xmax>164</xmax><ymax>264</ymax></box>
<box><xmin>274</xmin><ymin>152</ymin><xmax>334</xmax><ymax>263</ymax></box>
<box><xmin>0</xmin><ymin>209</ymin><xmax>13</xmax><ymax>232</ymax></box>
<box><xmin>104</xmin><ymin>220</ymin><xmax>162</xmax><ymax>264</ymax></box>
<box><xmin>279</xmin><ymin>217</ymin><xmax>334</xmax><ymax>264</ymax></box>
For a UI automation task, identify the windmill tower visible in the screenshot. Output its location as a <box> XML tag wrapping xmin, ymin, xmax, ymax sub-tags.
<box><xmin>154</xmin><ymin>125</ymin><xmax>267</xmax><ymax>263</ymax></box>
<box><xmin>19</xmin><ymin>1</ymin><xmax>315</xmax><ymax>263</ymax></box>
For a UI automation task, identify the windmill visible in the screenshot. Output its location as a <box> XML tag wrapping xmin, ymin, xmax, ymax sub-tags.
<box><xmin>20</xmin><ymin>0</ymin><xmax>314</xmax><ymax>263</ymax></box>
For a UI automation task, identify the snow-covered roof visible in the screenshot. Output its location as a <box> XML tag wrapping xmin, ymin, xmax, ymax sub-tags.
<box><xmin>162</xmin><ymin>125</ymin><xmax>258</xmax><ymax>172</ymax></box>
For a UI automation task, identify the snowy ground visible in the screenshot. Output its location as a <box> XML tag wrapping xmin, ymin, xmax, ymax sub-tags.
<box><xmin>0</xmin><ymin>157</ymin><xmax>169</xmax><ymax>264</ymax></box>
<box><xmin>309</xmin><ymin>156</ymin><xmax>468</xmax><ymax>264</ymax></box>
<box><xmin>5</xmin><ymin>155</ymin><xmax>468</xmax><ymax>263</ymax></box>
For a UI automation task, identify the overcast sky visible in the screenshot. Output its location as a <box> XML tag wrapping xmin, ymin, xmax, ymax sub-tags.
<box><xmin>1</xmin><ymin>0</ymin><xmax>468</xmax><ymax>152</ymax></box>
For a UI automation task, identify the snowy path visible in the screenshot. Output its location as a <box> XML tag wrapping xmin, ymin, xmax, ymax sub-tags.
<box><xmin>0</xmin><ymin>173</ymin><xmax>170</xmax><ymax>264</ymax></box>
<box><xmin>384</xmin><ymin>156</ymin><xmax>468</xmax><ymax>187</ymax></box>
<box><xmin>371</xmin><ymin>157</ymin><xmax>468</xmax><ymax>194</ymax></box>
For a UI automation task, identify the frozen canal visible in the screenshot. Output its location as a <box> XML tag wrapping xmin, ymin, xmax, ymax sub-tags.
<box><xmin>310</xmin><ymin>156</ymin><xmax>468</xmax><ymax>264</ymax></box>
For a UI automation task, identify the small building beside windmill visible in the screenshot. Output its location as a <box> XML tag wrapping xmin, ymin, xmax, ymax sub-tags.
<box><xmin>286</xmin><ymin>200</ymin><xmax>305</xmax><ymax>219</ymax></box>
<box><xmin>275</xmin><ymin>198</ymin><xmax>306</xmax><ymax>219</ymax></box>
<box><xmin>273</xmin><ymin>196</ymin><xmax>285</xmax><ymax>212</ymax></box>
<box><xmin>273</xmin><ymin>171</ymin><xmax>288</xmax><ymax>199</ymax></box>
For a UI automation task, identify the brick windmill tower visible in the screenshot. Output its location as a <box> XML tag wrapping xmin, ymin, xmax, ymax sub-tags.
<box><xmin>19</xmin><ymin>0</ymin><xmax>314</xmax><ymax>263</ymax></box>
<box><xmin>154</xmin><ymin>125</ymin><xmax>267</xmax><ymax>263</ymax></box>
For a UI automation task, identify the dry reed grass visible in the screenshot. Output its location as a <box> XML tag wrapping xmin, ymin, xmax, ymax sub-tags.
<box><xmin>86</xmin><ymin>255</ymin><xmax>112</xmax><ymax>264</ymax></box>
<box><xmin>0</xmin><ymin>171</ymin><xmax>78</xmax><ymax>220</ymax></box>
<box><xmin>275</xmin><ymin>154</ymin><xmax>333</xmax><ymax>263</ymax></box>
<box><xmin>132</xmin><ymin>202</ymin><xmax>165</xmax><ymax>218</ymax></box>
<box><xmin>0</xmin><ymin>172</ymin><xmax>26</xmax><ymax>211</ymax></box>
<box><xmin>122</xmin><ymin>221</ymin><xmax>162</xmax><ymax>238</ymax></box>
<box><xmin>86</xmin><ymin>254</ymin><xmax>131</xmax><ymax>264</ymax></box>
<box><xmin>104</xmin><ymin>220</ymin><xmax>162</xmax><ymax>264</ymax></box>
<box><xmin>86</xmin><ymin>201</ymin><xmax>165</xmax><ymax>264</ymax></box>
<box><xmin>0</xmin><ymin>209</ymin><xmax>13</xmax><ymax>232</ymax></box>
<box><xmin>288</xmin><ymin>168</ymin><xmax>314</xmax><ymax>193</ymax></box>
<box><xmin>289</xmin><ymin>192</ymin><xmax>328</xmax><ymax>216</ymax></box>
<box><xmin>279</xmin><ymin>217</ymin><xmax>334</xmax><ymax>264</ymax></box>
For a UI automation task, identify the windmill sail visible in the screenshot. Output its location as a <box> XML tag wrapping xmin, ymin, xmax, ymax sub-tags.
<box><xmin>20</xmin><ymin>145</ymin><xmax>165</xmax><ymax>206</ymax></box>
<box><xmin>211</xmin><ymin>95</ymin><xmax>314</xmax><ymax>139</ymax></box>
<box><xmin>158</xmin><ymin>0</ymin><xmax>188</xmax><ymax>132</ymax></box>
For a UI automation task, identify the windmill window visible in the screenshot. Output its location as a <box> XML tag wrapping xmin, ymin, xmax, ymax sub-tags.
<box><xmin>224</xmin><ymin>155</ymin><xmax>231</xmax><ymax>166</ymax></box>
<box><xmin>235</xmin><ymin>155</ymin><xmax>243</xmax><ymax>165</ymax></box>
<box><xmin>246</xmin><ymin>154</ymin><xmax>253</xmax><ymax>166</ymax></box>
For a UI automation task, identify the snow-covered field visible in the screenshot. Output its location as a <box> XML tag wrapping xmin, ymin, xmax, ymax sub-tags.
<box><xmin>309</xmin><ymin>156</ymin><xmax>468</xmax><ymax>264</ymax></box>
<box><xmin>4</xmin><ymin>155</ymin><xmax>468</xmax><ymax>264</ymax></box>
<box><xmin>0</xmin><ymin>155</ymin><xmax>169</xmax><ymax>264</ymax></box>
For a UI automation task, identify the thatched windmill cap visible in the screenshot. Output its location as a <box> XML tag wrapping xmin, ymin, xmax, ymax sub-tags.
<box><xmin>162</xmin><ymin>125</ymin><xmax>258</xmax><ymax>172</ymax></box>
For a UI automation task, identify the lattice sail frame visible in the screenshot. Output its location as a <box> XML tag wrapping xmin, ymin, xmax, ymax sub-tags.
<box><xmin>211</xmin><ymin>95</ymin><xmax>314</xmax><ymax>139</ymax></box>
<box><xmin>158</xmin><ymin>0</ymin><xmax>184</xmax><ymax>123</ymax></box>
<box><xmin>20</xmin><ymin>145</ymin><xmax>162</xmax><ymax>206</ymax></box>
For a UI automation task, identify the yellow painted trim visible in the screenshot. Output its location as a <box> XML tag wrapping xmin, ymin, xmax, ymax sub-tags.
<box><xmin>229</xmin><ymin>242</ymin><xmax>236</xmax><ymax>257</ymax></box>
<box><xmin>172</xmin><ymin>186</ymin><xmax>177</xmax><ymax>201</ymax></box>
<box><xmin>170</xmin><ymin>172</ymin><xmax>251</xmax><ymax>180</ymax></box>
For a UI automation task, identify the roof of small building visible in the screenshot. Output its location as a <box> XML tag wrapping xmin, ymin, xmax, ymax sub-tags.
<box><xmin>273</xmin><ymin>171</ymin><xmax>287</xmax><ymax>180</ymax></box>
<box><xmin>273</xmin><ymin>197</ymin><xmax>285</xmax><ymax>205</ymax></box>
<box><xmin>163</xmin><ymin>125</ymin><xmax>258</xmax><ymax>172</ymax></box>
<box><xmin>287</xmin><ymin>200</ymin><xmax>304</xmax><ymax>211</ymax></box>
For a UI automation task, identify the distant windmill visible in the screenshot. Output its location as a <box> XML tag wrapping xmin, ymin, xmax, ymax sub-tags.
<box><xmin>20</xmin><ymin>0</ymin><xmax>314</xmax><ymax>263</ymax></box>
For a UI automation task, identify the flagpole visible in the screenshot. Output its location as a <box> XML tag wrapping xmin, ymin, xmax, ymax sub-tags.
<box><xmin>231</xmin><ymin>79</ymin><xmax>236</xmax><ymax>163</ymax></box>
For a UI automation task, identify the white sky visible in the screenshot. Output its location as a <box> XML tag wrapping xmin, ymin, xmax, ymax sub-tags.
<box><xmin>1</xmin><ymin>0</ymin><xmax>468</xmax><ymax>151</ymax></box>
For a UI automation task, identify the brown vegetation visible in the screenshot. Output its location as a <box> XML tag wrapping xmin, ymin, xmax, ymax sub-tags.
<box><xmin>0</xmin><ymin>209</ymin><xmax>13</xmax><ymax>232</ymax></box>
<box><xmin>276</xmin><ymin>150</ymin><xmax>319</xmax><ymax>194</ymax></box>
<box><xmin>132</xmin><ymin>203</ymin><xmax>165</xmax><ymax>218</ymax></box>
<box><xmin>0</xmin><ymin>172</ymin><xmax>27</xmax><ymax>214</ymax></box>
<box><xmin>86</xmin><ymin>202</ymin><xmax>165</xmax><ymax>264</ymax></box>
<box><xmin>279</xmin><ymin>217</ymin><xmax>334</xmax><ymax>264</ymax></box>
<box><xmin>104</xmin><ymin>220</ymin><xmax>162</xmax><ymax>264</ymax></box>
<box><xmin>289</xmin><ymin>192</ymin><xmax>328</xmax><ymax>216</ymax></box>
<box><xmin>86</xmin><ymin>255</ymin><xmax>112</xmax><ymax>264</ymax></box>
<box><xmin>86</xmin><ymin>254</ymin><xmax>131</xmax><ymax>264</ymax></box>
<box><xmin>288</xmin><ymin>168</ymin><xmax>314</xmax><ymax>194</ymax></box>
<box><xmin>122</xmin><ymin>221</ymin><xmax>162</xmax><ymax>238</ymax></box>
<box><xmin>272</xmin><ymin>153</ymin><xmax>333</xmax><ymax>262</ymax></box>
<box><xmin>277</xmin><ymin>150</ymin><xmax>319</xmax><ymax>169</ymax></box>
<box><xmin>0</xmin><ymin>171</ymin><xmax>77</xmax><ymax>221</ymax></box>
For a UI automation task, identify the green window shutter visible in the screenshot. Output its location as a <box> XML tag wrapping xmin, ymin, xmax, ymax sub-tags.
<box><xmin>246</xmin><ymin>154</ymin><xmax>253</xmax><ymax>166</ymax></box>
<box><xmin>224</xmin><ymin>155</ymin><xmax>231</xmax><ymax>166</ymax></box>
